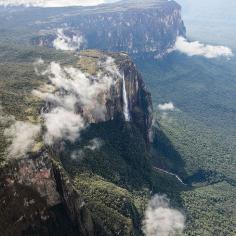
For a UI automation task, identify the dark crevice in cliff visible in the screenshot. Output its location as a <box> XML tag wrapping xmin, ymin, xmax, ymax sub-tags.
<box><xmin>52</xmin><ymin>162</ymin><xmax>96</xmax><ymax>236</ymax></box>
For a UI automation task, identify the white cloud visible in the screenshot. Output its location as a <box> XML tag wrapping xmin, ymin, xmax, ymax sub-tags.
<box><xmin>47</xmin><ymin>61</ymin><xmax>114</xmax><ymax>122</ymax></box>
<box><xmin>33</xmin><ymin>57</ymin><xmax>118</xmax><ymax>145</ymax></box>
<box><xmin>100</xmin><ymin>56</ymin><xmax>121</xmax><ymax>78</ymax></box>
<box><xmin>158</xmin><ymin>102</ymin><xmax>175</xmax><ymax>111</ymax></box>
<box><xmin>71</xmin><ymin>149</ymin><xmax>85</xmax><ymax>161</ymax></box>
<box><xmin>142</xmin><ymin>195</ymin><xmax>185</xmax><ymax>236</ymax></box>
<box><xmin>70</xmin><ymin>138</ymin><xmax>103</xmax><ymax>161</ymax></box>
<box><xmin>43</xmin><ymin>107</ymin><xmax>85</xmax><ymax>145</ymax></box>
<box><xmin>4</xmin><ymin>121</ymin><xmax>41</xmax><ymax>158</ymax></box>
<box><xmin>53</xmin><ymin>29</ymin><xmax>85</xmax><ymax>51</ymax></box>
<box><xmin>174</xmin><ymin>36</ymin><xmax>233</xmax><ymax>59</ymax></box>
<box><xmin>33</xmin><ymin>58</ymin><xmax>46</xmax><ymax>76</ymax></box>
<box><xmin>34</xmin><ymin>58</ymin><xmax>44</xmax><ymax>65</ymax></box>
<box><xmin>1</xmin><ymin>105</ymin><xmax>41</xmax><ymax>159</ymax></box>
<box><xmin>0</xmin><ymin>0</ymin><xmax>106</xmax><ymax>7</ymax></box>
<box><xmin>85</xmin><ymin>138</ymin><xmax>103</xmax><ymax>151</ymax></box>
<box><xmin>3</xmin><ymin>55</ymin><xmax>120</xmax><ymax>158</ymax></box>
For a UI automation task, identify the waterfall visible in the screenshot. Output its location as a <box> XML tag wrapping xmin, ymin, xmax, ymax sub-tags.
<box><xmin>122</xmin><ymin>73</ymin><xmax>130</xmax><ymax>121</ymax></box>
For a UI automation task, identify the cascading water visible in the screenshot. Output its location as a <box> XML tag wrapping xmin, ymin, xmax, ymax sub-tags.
<box><xmin>122</xmin><ymin>73</ymin><xmax>131</xmax><ymax>121</ymax></box>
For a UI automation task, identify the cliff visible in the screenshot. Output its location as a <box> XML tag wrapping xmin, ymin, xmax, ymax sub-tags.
<box><xmin>0</xmin><ymin>152</ymin><xmax>95</xmax><ymax>236</ymax></box>
<box><xmin>0</xmin><ymin>50</ymin><xmax>153</xmax><ymax>235</ymax></box>
<box><xmin>75</xmin><ymin>50</ymin><xmax>153</xmax><ymax>144</ymax></box>
<box><xmin>31</xmin><ymin>0</ymin><xmax>185</xmax><ymax>57</ymax></box>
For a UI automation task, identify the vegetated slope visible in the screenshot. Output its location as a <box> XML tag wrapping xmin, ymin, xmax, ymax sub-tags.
<box><xmin>136</xmin><ymin>52</ymin><xmax>236</xmax><ymax>182</ymax></box>
<box><xmin>181</xmin><ymin>181</ymin><xmax>236</xmax><ymax>236</ymax></box>
<box><xmin>0</xmin><ymin>45</ymin><xmax>186</xmax><ymax>235</ymax></box>
<box><xmin>0</xmin><ymin>2</ymin><xmax>188</xmax><ymax>235</ymax></box>
<box><xmin>1</xmin><ymin>1</ymin><xmax>235</xmax><ymax>235</ymax></box>
<box><xmin>135</xmin><ymin>51</ymin><xmax>236</xmax><ymax>235</ymax></box>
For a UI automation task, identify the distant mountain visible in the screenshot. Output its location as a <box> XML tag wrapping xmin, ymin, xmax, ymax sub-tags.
<box><xmin>0</xmin><ymin>0</ymin><xmax>186</xmax><ymax>57</ymax></box>
<box><xmin>37</xmin><ymin>0</ymin><xmax>185</xmax><ymax>56</ymax></box>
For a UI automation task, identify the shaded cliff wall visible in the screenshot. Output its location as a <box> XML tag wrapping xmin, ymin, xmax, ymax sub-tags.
<box><xmin>0</xmin><ymin>152</ymin><xmax>96</xmax><ymax>236</ymax></box>
<box><xmin>0</xmin><ymin>50</ymin><xmax>153</xmax><ymax>235</ymax></box>
<box><xmin>32</xmin><ymin>1</ymin><xmax>186</xmax><ymax>57</ymax></box>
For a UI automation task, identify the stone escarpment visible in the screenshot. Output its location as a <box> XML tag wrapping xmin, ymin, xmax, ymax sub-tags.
<box><xmin>77</xmin><ymin>50</ymin><xmax>153</xmax><ymax>144</ymax></box>
<box><xmin>0</xmin><ymin>50</ymin><xmax>153</xmax><ymax>235</ymax></box>
<box><xmin>31</xmin><ymin>0</ymin><xmax>185</xmax><ymax>57</ymax></box>
<box><xmin>0</xmin><ymin>151</ymin><xmax>95</xmax><ymax>236</ymax></box>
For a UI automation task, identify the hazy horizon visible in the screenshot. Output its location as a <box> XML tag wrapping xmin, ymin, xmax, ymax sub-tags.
<box><xmin>176</xmin><ymin>0</ymin><xmax>236</xmax><ymax>49</ymax></box>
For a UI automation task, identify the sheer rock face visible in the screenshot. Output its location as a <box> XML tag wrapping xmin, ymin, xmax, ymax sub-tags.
<box><xmin>0</xmin><ymin>50</ymin><xmax>152</xmax><ymax>235</ymax></box>
<box><xmin>77</xmin><ymin>50</ymin><xmax>153</xmax><ymax>144</ymax></box>
<box><xmin>32</xmin><ymin>0</ymin><xmax>185</xmax><ymax>57</ymax></box>
<box><xmin>112</xmin><ymin>53</ymin><xmax>153</xmax><ymax>144</ymax></box>
<box><xmin>0</xmin><ymin>152</ymin><xmax>95</xmax><ymax>236</ymax></box>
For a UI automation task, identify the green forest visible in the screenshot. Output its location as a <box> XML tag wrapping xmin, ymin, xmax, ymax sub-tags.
<box><xmin>135</xmin><ymin>51</ymin><xmax>236</xmax><ymax>235</ymax></box>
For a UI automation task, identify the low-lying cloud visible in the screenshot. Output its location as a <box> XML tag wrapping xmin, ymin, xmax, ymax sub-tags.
<box><xmin>43</xmin><ymin>107</ymin><xmax>85</xmax><ymax>145</ymax></box>
<box><xmin>71</xmin><ymin>138</ymin><xmax>104</xmax><ymax>161</ymax></box>
<box><xmin>174</xmin><ymin>36</ymin><xmax>233</xmax><ymax>59</ymax></box>
<box><xmin>33</xmin><ymin>57</ymin><xmax>118</xmax><ymax>145</ymax></box>
<box><xmin>0</xmin><ymin>0</ymin><xmax>107</xmax><ymax>7</ymax></box>
<box><xmin>85</xmin><ymin>138</ymin><xmax>103</xmax><ymax>151</ymax></box>
<box><xmin>3</xmin><ymin>56</ymin><xmax>120</xmax><ymax>159</ymax></box>
<box><xmin>33</xmin><ymin>58</ymin><xmax>46</xmax><ymax>76</ymax></box>
<box><xmin>158</xmin><ymin>102</ymin><xmax>175</xmax><ymax>111</ymax></box>
<box><xmin>1</xmin><ymin>105</ymin><xmax>41</xmax><ymax>159</ymax></box>
<box><xmin>142</xmin><ymin>195</ymin><xmax>185</xmax><ymax>236</ymax></box>
<box><xmin>53</xmin><ymin>29</ymin><xmax>85</xmax><ymax>51</ymax></box>
<box><xmin>4</xmin><ymin>121</ymin><xmax>41</xmax><ymax>158</ymax></box>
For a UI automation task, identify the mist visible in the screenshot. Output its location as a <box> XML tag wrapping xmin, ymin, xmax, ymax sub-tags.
<box><xmin>2</xmin><ymin>55</ymin><xmax>121</xmax><ymax>158</ymax></box>
<box><xmin>174</xmin><ymin>37</ymin><xmax>233</xmax><ymax>59</ymax></box>
<box><xmin>158</xmin><ymin>102</ymin><xmax>175</xmax><ymax>111</ymax></box>
<box><xmin>32</xmin><ymin>57</ymin><xmax>119</xmax><ymax>145</ymax></box>
<box><xmin>53</xmin><ymin>29</ymin><xmax>85</xmax><ymax>51</ymax></box>
<box><xmin>142</xmin><ymin>195</ymin><xmax>185</xmax><ymax>236</ymax></box>
<box><xmin>4</xmin><ymin>121</ymin><xmax>41</xmax><ymax>159</ymax></box>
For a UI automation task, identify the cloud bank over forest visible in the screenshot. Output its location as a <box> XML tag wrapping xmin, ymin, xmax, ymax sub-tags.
<box><xmin>174</xmin><ymin>37</ymin><xmax>233</xmax><ymax>59</ymax></box>
<box><xmin>3</xmin><ymin>56</ymin><xmax>121</xmax><ymax>159</ymax></box>
<box><xmin>142</xmin><ymin>195</ymin><xmax>185</xmax><ymax>236</ymax></box>
<box><xmin>158</xmin><ymin>102</ymin><xmax>175</xmax><ymax>111</ymax></box>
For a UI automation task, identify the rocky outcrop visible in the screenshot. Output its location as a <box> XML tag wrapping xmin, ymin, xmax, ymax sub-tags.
<box><xmin>31</xmin><ymin>0</ymin><xmax>185</xmax><ymax>57</ymax></box>
<box><xmin>108</xmin><ymin>51</ymin><xmax>153</xmax><ymax>144</ymax></box>
<box><xmin>0</xmin><ymin>49</ymin><xmax>153</xmax><ymax>235</ymax></box>
<box><xmin>51</xmin><ymin>159</ymin><xmax>95</xmax><ymax>236</ymax></box>
<box><xmin>71</xmin><ymin>50</ymin><xmax>153</xmax><ymax>144</ymax></box>
<box><xmin>0</xmin><ymin>152</ymin><xmax>95</xmax><ymax>236</ymax></box>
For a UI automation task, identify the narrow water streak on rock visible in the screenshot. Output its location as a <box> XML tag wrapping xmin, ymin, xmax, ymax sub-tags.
<box><xmin>122</xmin><ymin>73</ymin><xmax>130</xmax><ymax>121</ymax></box>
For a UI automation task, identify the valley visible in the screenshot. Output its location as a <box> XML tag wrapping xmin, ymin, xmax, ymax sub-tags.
<box><xmin>0</xmin><ymin>0</ymin><xmax>235</xmax><ymax>235</ymax></box>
